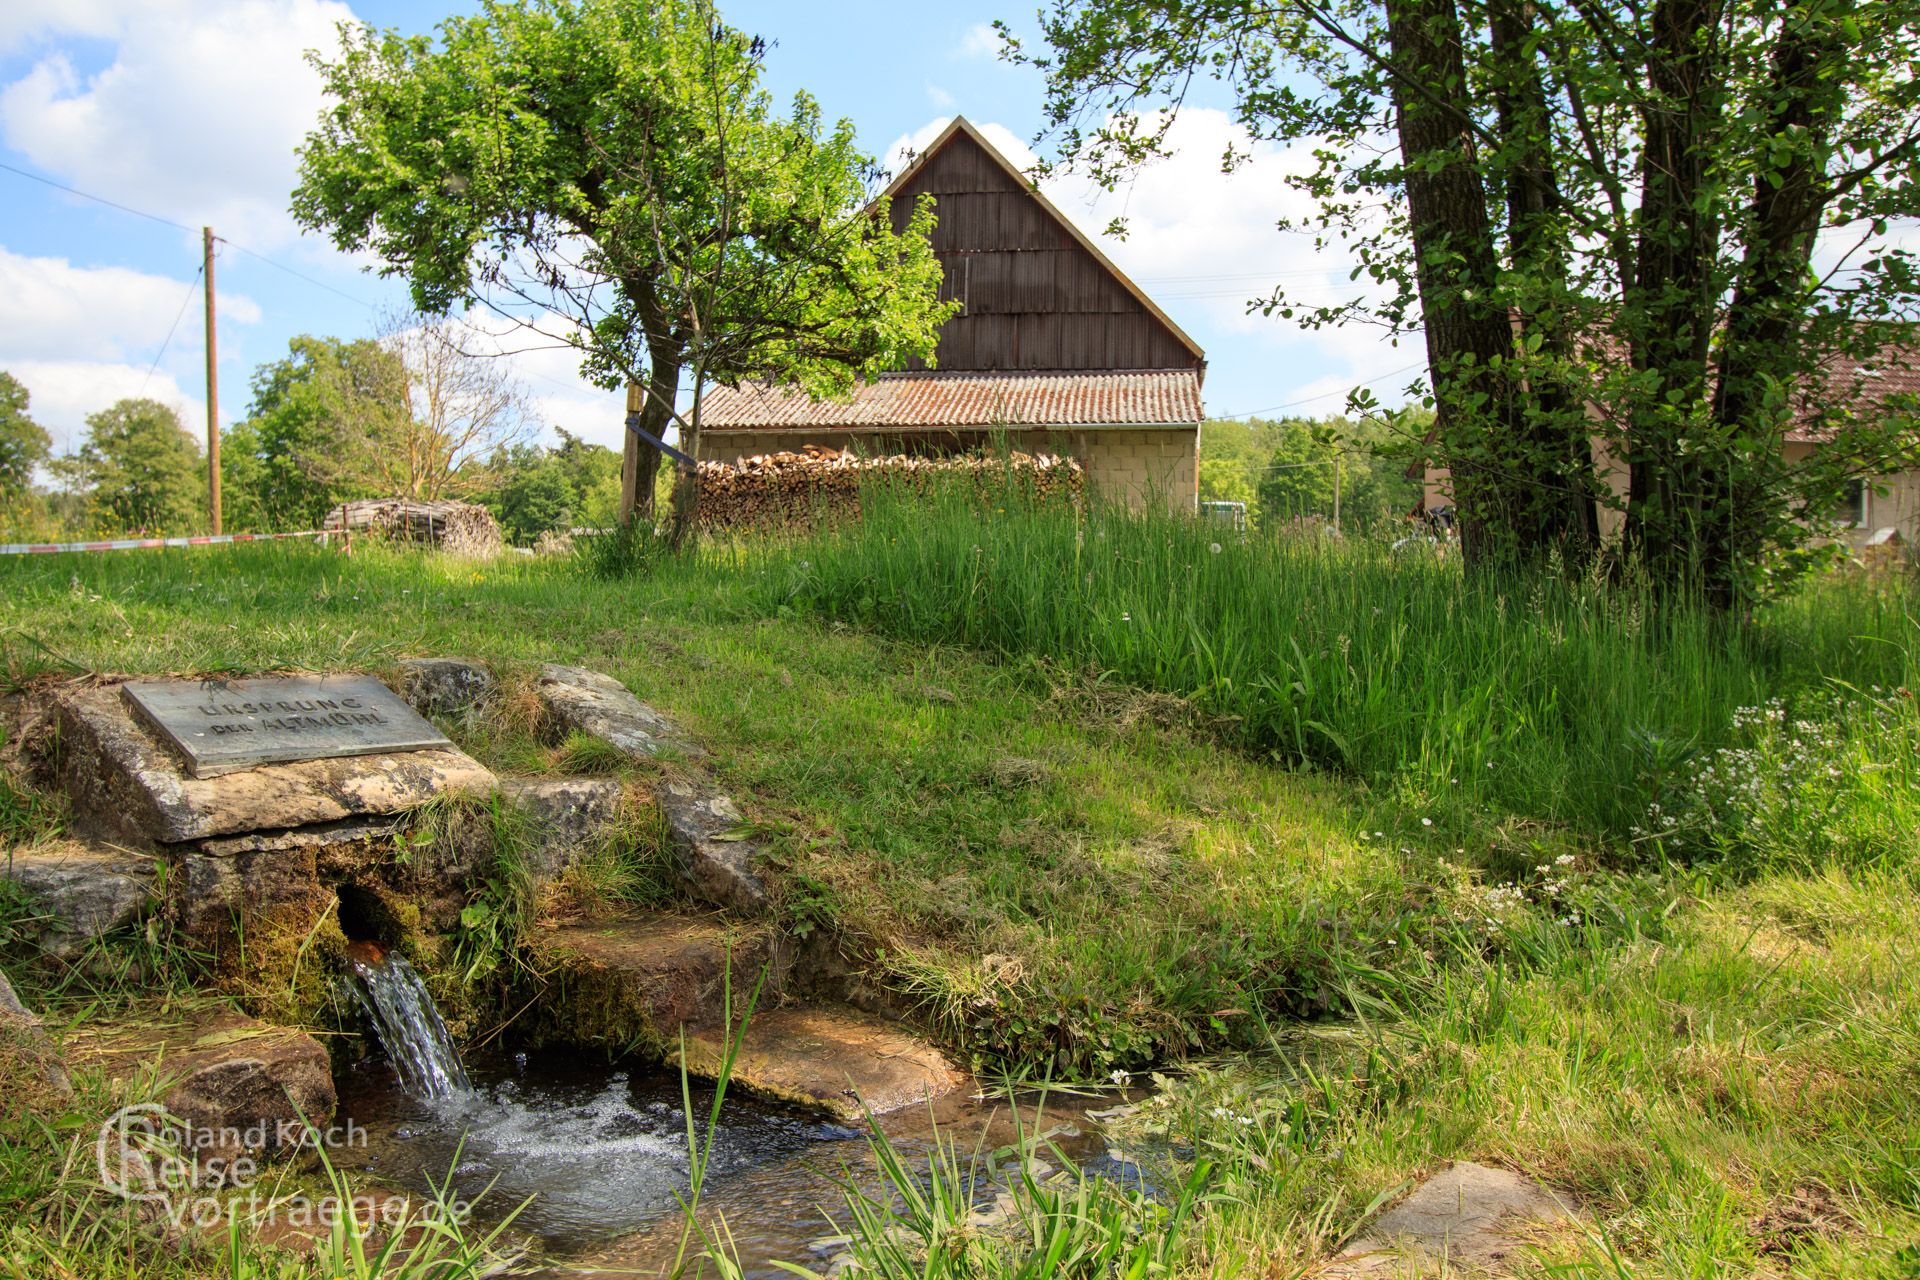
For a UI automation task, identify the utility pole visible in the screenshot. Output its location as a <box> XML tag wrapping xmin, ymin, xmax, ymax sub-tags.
<box><xmin>202</xmin><ymin>226</ymin><xmax>222</xmax><ymax>535</ymax></box>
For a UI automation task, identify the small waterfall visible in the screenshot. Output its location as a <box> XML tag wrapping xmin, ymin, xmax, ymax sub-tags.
<box><xmin>345</xmin><ymin>946</ymin><xmax>473</xmax><ymax>1101</ymax></box>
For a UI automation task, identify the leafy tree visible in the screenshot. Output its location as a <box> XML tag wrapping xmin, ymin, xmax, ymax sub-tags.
<box><xmin>293</xmin><ymin>0</ymin><xmax>954</xmax><ymax>544</ymax></box>
<box><xmin>1197</xmin><ymin>456</ymin><xmax>1254</xmax><ymax>508</ymax></box>
<box><xmin>1019</xmin><ymin>0</ymin><xmax>1920</xmax><ymax>603</ymax></box>
<box><xmin>483</xmin><ymin>448</ymin><xmax>576</xmax><ymax>544</ymax></box>
<box><xmin>378</xmin><ymin>312</ymin><xmax>534</xmax><ymax>499</ymax></box>
<box><xmin>476</xmin><ymin>430</ymin><xmax>622</xmax><ymax>543</ymax></box>
<box><xmin>234</xmin><ymin>336</ymin><xmax>410</xmax><ymax>528</ymax></box>
<box><xmin>70</xmin><ymin>399</ymin><xmax>203</xmax><ymax>534</ymax></box>
<box><xmin>0</xmin><ymin>372</ymin><xmax>51</xmax><ymax>503</ymax></box>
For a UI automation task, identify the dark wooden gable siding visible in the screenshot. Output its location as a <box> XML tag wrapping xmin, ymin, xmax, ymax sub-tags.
<box><xmin>888</xmin><ymin>129</ymin><xmax>1201</xmax><ymax>374</ymax></box>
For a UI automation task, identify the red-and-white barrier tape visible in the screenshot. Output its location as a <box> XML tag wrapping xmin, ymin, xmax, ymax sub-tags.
<box><xmin>0</xmin><ymin>529</ymin><xmax>338</xmax><ymax>556</ymax></box>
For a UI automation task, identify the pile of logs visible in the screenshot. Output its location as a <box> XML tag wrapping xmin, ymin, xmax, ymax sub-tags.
<box><xmin>322</xmin><ymin>498</ymin><xmax>503</xmax><ymax>558</ymax></box>
<box><xmin>695</xmin><ymin>446</ymin><xmax>1084</xmax><ymax>530</ymax></box>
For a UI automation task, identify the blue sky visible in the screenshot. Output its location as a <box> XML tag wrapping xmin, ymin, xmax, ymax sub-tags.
<box><xmin>0</xmin><ymin>0</ymin><xmax>1420</xmax><ymax>460</ymax></box>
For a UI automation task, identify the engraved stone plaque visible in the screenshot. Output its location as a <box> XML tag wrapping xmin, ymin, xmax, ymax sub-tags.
<box><xmin>121</xmin><ymin>674</ymin><xmax>454</xmax><ymax>778</ymax></box>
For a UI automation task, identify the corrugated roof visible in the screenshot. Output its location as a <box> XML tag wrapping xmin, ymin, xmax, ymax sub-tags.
<box><xmin>699</xmin><ymin>369</ymin><xmax>1204</xmax><ymax>430</ymax></box>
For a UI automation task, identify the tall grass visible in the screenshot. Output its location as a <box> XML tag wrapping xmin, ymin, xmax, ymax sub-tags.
<box><xmin>751</xmin><ymin>476</ymin><xmax>1920</xmax><ymax>865</ymax></box>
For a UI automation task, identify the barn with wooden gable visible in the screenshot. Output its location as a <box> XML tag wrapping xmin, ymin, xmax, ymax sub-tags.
<box><xmin>698</xmin><ymin>117</ymin><xmax>1207</xmax><ymax>511</ymax></box>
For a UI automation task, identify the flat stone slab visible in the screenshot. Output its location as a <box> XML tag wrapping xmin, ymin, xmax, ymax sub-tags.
<box><xmin>682</xmin><ymin>1005</ymin><xmax>964</xmax><ymax>1121</ymax></box>
<box><xmin>123</xmin><ymin>674</ymin><xmax>451</xmax><ymax>778</ymax></box>
<box><xmin>1</xmin><ymin>842</ymin><xmax>154</xmax><ymax>956</ymax></box>
<box><xmin>1327</xmin><ymin>1161</ymin><xmax>1577</xmax><ymax>1276</ymax></box>
<box><xmin>55</xmin><ymin>684</ymin><xmax>495</xmax><ymax>846</ymax></box>
<box><xmin>536</xmin><ymin>664</ymin><xmax>706</xmax><ymax>761</ymax></box>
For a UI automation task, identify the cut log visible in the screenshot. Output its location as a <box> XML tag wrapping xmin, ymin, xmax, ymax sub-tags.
<box><xmin>321</xmin><ymin>498</ymin><xmax>502</xmax><ymax>558</ymax></box>
<box><xmin>693</xmin><ymin>448</ymin><xmax>1084</xmax><ymax>531</ymax></box>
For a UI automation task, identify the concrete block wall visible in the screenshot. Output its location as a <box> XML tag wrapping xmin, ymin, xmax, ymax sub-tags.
<box><xmin>1070</xmin><ymin>428</ymin><xmax>1198</xmax><ymax>512</ymax></box>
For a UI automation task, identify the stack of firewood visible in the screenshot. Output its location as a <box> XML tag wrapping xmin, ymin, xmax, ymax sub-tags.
<box><xmin>695</xmin><ymin>446</ymin><xmax>1084</xmax><ymax>530</ymax></box>
<box><xmin>323</xmin><ymin>498</ymin><xmax>503</xmax><ymax>558</ymax></box>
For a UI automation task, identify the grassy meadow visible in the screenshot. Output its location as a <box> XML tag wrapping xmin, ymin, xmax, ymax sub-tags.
<box><xmin>2</xmin><ymin>486</ymin><xmax>1918</xmax><ymax>1278</ymax></box>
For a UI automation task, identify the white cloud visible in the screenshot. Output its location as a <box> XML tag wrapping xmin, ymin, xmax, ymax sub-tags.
<box><xmin>926</xmin><ymin>83</ymin><xmax>956</xmax><ymax>110</ymax></box>
<box><xmin>0</xmin><ymin>0</ymin><xmax>358</xmax><ymax>248</ymax></box>
<box><xmin>429</xmin><ymin>310</ymin><xmax>632</xmax><ymax>453</ymax></box>
<box><xmin>956</xmin><ymin>23</ymin><xmax>1002</xmax><ymax>60</ymax></box>
<box><xmin>9</xmin><ymin>359</ymin><xmax>203</xmax><ymax>456</ymax></box>
<box><xmin>0</xmin><ymin>247</ymin><xmax>263</xmax><ymax>445</ymax></box>
<box><xmin>0</xmin><ymin>247</ymin><xmax>258</xmax><ymax>365</ymax></box>
<box><xmin>0</xmin><ymin>0</ymin><xmax>146</xmax><ymax>52</ymax></box>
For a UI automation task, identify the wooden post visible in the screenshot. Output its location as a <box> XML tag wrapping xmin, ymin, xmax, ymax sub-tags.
<box><xmin>202</xmin><ymin>226</ymin><xmax>222</xmax><ymax>535</ymax></box>
<box><xmin>619</xmin><ymin>382</ymin><xmax>643</xmax><ymax>525</ymax></box>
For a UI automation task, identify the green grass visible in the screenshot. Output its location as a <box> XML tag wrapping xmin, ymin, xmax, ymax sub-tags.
<box><xmin>0</xmin><ymin>539</ymin><xmax>1460</xmax><ymax>1074</ymax></box>
<box><xmin>4</xmin><ymin>522</ymin><xmax>1919</xmax><ymax>1277</ymax></box>
<box><xmin>748</xmin><ymin>479</ymin><xmax>1920</xmax><ymax>867</ymax></box>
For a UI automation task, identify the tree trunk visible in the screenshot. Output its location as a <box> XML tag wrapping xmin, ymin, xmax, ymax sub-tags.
<box><xmin>1622</xmin><ymin>0</ymin><xmax>1726</xmax><ymax>594</ymax></box>
<box><xmin>665</xmin><ymin>365</ymin><xmax>706</xmax><ymax>551</ymax></box>
<box><xmin>619</xmin><ymin>353</ymin><xmax>680</xmax><ymax>527</ymax></box>
<box><xmin>1709</xmin><ymin>2</ymin><xmax>1849</xmax><ymax>602</ymax></box>
<box><xmin>1385</xmin><ymin>0</ymin><xmax>1531</xmax><ymax>569</ymax></box>
<box><xmin>1488</xmin><ymin>0</ymin><xmax>1601</xmax><ymax>553</ymax></box>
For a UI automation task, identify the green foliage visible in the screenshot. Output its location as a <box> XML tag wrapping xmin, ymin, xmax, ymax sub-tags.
<box><xmin>230</xmin><ymin>335</ymin><xmax>410</xmax><ymax>529</ymax></box>
<box><xmin>64</xmin><ymin>398</ymin><xmax>204</xmax><ymax>535</ymax></box>
<box><xmin>0</xmin><ymin>372</ymin><xmax>50</xmax><ymax>504</ymax></box>
<box><xmin>759</xmin><ymin>479</ymin><xmax>1920</xmax><ymax>858</ymax></box>
<box><xmin>293</xmin><ymin>0</ymin><xmax>955</xmax><ymax>536</ymax></box>
<box><xmin>448</xmin><ymin>795</ymin><xmax>537</xmax><ymax>986</ymax></box>
<box><xmin>574</xmin><ymin>517</ymin><xmax>665</xmax><ymax>580</ymax></box>
<box><xmin>1202</xmin><ymin>414</ymin><xmax>1424</xmax><ymax>533</ymax></box>
<box><xmin>1022</xmin><ymin>0</ymin><xmax>1920</xmax><ymax>603</ymax></box>
<box><xmin>1640</xmin><ymin>687</ymin><xmax>1920</xmax><ymax>876</ymax></box>
<box><xmin>479</xmin><ymin>429</ymin><xmax>621</xmax><ymax>544</ymax></box>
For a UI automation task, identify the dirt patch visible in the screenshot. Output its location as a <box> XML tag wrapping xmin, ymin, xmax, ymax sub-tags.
<box><xmin>1752</xmin><ymin>1182</ymin><xmax>1855</xmax><ymax>1257</ymax></box>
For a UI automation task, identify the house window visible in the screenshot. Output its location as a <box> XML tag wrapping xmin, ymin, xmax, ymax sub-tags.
<box><xmin>1836</xmin><ymin>478</ymin><xmax>1868</xmax><ymax>528</ymax></box>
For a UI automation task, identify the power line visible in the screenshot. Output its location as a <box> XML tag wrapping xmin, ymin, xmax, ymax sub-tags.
<box><xmin>0</xmin><ymin>159</ymin><xmax>375</xmax><ymax>308</ymax></box>
<box><xmin>1215</xmin><ymin>358</ymin><xmax>1427</xmax><ymax>420</ymax></box>
<box><xmin>137</xmin><ymin>261</ymin><xmax>206</xmax><ymax>400</ymax></box>
<box><xmin>0</xmin><ymin>159</ymin><xmax>196</xmax><ymax>234</ymax></box>
<box><xmin>218</xmin><ymin>239</ymin><xmax>377</xmax><ymax>309</ymax></box>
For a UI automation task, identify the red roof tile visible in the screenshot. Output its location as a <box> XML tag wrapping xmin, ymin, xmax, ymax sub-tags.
<box><xmin>1787</xmin><ymin>347</ymin><xmax>1920</xmax><ymax>442</ymax></box>
<box><xmin>699</xmin><ymin>369</ymin><xmax>1204</xmax><ymax>431</ymax></box>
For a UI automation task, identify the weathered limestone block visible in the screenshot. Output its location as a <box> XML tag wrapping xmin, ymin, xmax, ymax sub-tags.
<box><xmin>527</xmin><ymin>666</ymin><xmax>769</xmax><ymax>912</ymax></box>
<box><xmin>1</xmin><ymin>843</ymin><xmax>154</xmax><ymax>957</ymax></box>
<box><xmin>656</xmin><ymin>779</ymin><xmax>769</xmax><ymax>913</ymax></box>
<box><xmin>534</xmin><ymin>665</ymin><xmax>706</xmax><ymax>761</ymax></box>
<box><xmin>172</xmin><ymin>845</ymin><xmax>330</xmax><ymax>949</ymax></box>
<box><xmin>1325</xmin><ymin>1161</ymin><xmax>1578</xmax><ymax>1277</ymax></box>
<box><xmin>529</xmin><ymin>915</ymin><xmax>773</xmax><ymax>1054</ymax></box>
<box><xmin>499</xmin><ymin>777</ymin><xmax>625</xmax><ymax>880</ymax></box>
<box><xmin>0</xmin><ymin>966</ymin><xmax>71</xmax><ymax>1097</ymax></box>
<box><xmin>397</xmin><ymin>658</ymin><xmax>495</xmax><ymax>717</ymax></box>
<box><xmin>86</xmin><ymin>1012</ymin><xmax>335</xmax><ymax>1159</ymax></box>
<box><xmin>528</xmin><ymin>916</ymin><xmax>958</xmax><ymax>1117</ymax></box>
<box><xmin>53</xmin><ymin>684</ymin><xmax>496</xmax><ymax>846</ymax></box>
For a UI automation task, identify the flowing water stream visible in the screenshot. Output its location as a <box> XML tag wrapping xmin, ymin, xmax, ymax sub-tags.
<box><xmin>338</xmin><ymin>950</ymin><xmax>1120</xmax><ymax>1275</ymax></box>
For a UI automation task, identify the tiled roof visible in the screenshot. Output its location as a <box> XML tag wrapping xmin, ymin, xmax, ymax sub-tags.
<box><xmin>699</xmin><ymin>369</ymin><xmax>1204</xmax><ymax>431</ymax></box>
<box><xmin>1787</xmin><ymin>347</ymin><xmax>1920</xmax><ymax>442</ymax></box>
